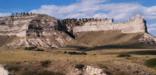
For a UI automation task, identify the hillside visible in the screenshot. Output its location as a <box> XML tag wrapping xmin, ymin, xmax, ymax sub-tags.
<box><xmin>0</xmin><ymin>13</ymin><xmax>155</xmax><ymax>49</ymax></box>
<box><xmin>68</xmin><ymin>31</ymin><xmax>156</xmax><ymax>50</ymax></box>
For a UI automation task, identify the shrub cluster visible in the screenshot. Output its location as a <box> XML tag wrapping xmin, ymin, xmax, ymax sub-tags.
<box><xmin>117</xmin><ymin>54</ymin><xmax>131</xmax><ymax>57</ymax></box>
<box><xmin>40</xmin><ymin>60</ymin><xmax>52</xmax><ymax>67</ymax></box>
<box><xmin>64</xmin><ymin>51</ymin><xmax>87</xmax><ymax>55</ymax></box>
<box><xmin>24</xmin><ymin>47</ymin><xmax>44</xmax><ymax>51</ymax></box>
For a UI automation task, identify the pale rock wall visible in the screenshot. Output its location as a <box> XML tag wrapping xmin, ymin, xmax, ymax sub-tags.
<box><xmin>70</xmin><ymin>65</ymin><xmax>107</xmax><ymax>75</ymax></box>
<box><xmin>0</xmin><ymin>15</ymin><xmax>37</xmax><ymax>37</ymax></box>
<box><xmin>0</xmin><ymin>14</ymin><xmax>72</xmax><ymax>48</ymax></box>
<box><xmin>73</xmin><ymin>16</ymin><xmax>146</xmax><ymax>33</ymax></box>
<box><xmin>0</xmin><ymin>65</ymin><xmax>8</xmax><ymax>75</ymax></box>
<box><xmin>84</xmin><ymin>66</ymin><xmax>107</xmax><ymax>75</ymax></box>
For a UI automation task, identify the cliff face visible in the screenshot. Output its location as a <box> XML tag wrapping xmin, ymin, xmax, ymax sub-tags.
<box><xmin>73</xmin><ymin>16</ymin><xmax>147</xmax><ymax>34</ymax></box>
<box><xmin>0</xmin><ymin>14</ymin><xmax>71</xmax><ymax>48</ymax></box>
<box><xmin>60</xmin><ymin>16</ymin><xmax>155</xmax><ymax>48</ymax></box>
<box><xmin>0</xmin><ymin>14</ymin><xmax>154</xmax><ymax>49</ymax></box>
<box><xmin>0</xmin><ymin>15</ymin><xmax>36</xmax><ymax>37</ymax></box>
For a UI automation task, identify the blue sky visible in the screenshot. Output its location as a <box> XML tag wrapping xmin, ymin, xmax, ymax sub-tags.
<box><xmin>0</xmin><ymin>0</ymin><xmax>78</xmax><ymax>12</ymax></box>
<box><xmin>0</xmin><ymin>0</ymin><xmax>156</xmax><ymax>35</ymax></box>
<box><xmin>0</xmin><ymin>0</ymin><xmax>155</xmax><ymax>12</ymax></box>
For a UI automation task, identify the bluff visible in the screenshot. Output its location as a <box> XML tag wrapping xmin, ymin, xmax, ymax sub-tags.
<box><xmin>0</xmin><ymin>13</ymin><xmax>71</xmax><ymax>48</ymax></box>
<box><xmin>0</xmin><ymin>13</ymin><xmax>155</xmax><ymax>49</ymax></box>
<box><xmin>59</xmin><ymin>16</ymin><xmax>155</xmax><ymax>48</ymax></box>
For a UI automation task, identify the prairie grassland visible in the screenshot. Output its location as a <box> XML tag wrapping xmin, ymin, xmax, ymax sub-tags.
<box><xmin>0</xmin><ymin>48</ymin><xmax>119</xmax><ymax>64</ymax></box>
<box><xmin>0</xmin><ymin>48</ymin><xmax>155</xmax><ymax>64</ymax></box>
<box><xmin>0</xmin><ymin>48</ymin><xmax>156</xmax><ymax>75</ymax></box>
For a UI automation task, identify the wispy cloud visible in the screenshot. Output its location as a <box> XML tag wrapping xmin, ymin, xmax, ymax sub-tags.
<box><xmin>30</xmin><ymin>0</ymin><xmax>156</xmax><ymax>21</ymax></box>
<box><xmin>30</xmin><ymin>0</ymin><xmax>107</xmax><ymax>18</ymax></box>
<box><xmin>30</xmin><ymin>0</ymin><xmax>156</xmax><ymax>35</ymax></box>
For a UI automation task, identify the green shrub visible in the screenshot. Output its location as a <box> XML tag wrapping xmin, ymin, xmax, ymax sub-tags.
<box><xmin>35</xmin><ymin>48</ymin><xmax>44</xmax><ymax>51</ymax></box>
<box><xmin>145</xmin><ymin>58</ymin><xmax>156</xmax><ymax>68</ymax></box>
<box><xmin>25</xmin><ymin>47</ymin><xmax>44</xmax><ymax>51</ymax></box>
<box><xmin>117</xmin><ymin>54</ymin><xmax>131</xmax><ymax>57</ymax></box>
<box><xmin>24</xmin><ymin>47</ymin><xmax>37</xmax><ymax>50</ymax></box>
<box><xmin>64</xmin><ymin>51</ymin><xmax>87</xmax><ymax>55</ymax></box>
<box><xmin>75</xmin><ymin>64</ymin><xmax>85</xmax><ymax>70</ymax></box>
<box><xmin>40</xmin><ymin>60</ymin><xmax>51</xmax><ymax>67</ymax></box>
<box><xmin>5</xmin><ymin>64</ymin><xmax>21</xmax><ymax>72</ymax></box>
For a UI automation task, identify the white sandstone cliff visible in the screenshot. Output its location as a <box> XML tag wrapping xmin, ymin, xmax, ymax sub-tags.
<box><xmin>0</xmin><ymin>14</ymin><xmax>71</xmax><ymax>48</ymax></box>
<box><xmin>73</xmin><ymin>16</ymin><xmax>147</xmax><ymax>33</ymax></box>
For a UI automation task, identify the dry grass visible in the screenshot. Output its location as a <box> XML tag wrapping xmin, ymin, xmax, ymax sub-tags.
<box><xmin>0</xmin><ymin>48</ymin><xmax>155</xmax><ymax>64</ymax></box>
<box><xmin>69</xmin><ymin>31</ymin><xmax>144</xmax><ymax>48</ymax></box>
<box><xmin>0</xmin><ymin>49</ymin><xmax>119</xmax><ymax>64</ymax></box>
<box><xmin>0</xmin><ymin>48</ymin><xmax>156</xmax><ymax>75</ymax></box>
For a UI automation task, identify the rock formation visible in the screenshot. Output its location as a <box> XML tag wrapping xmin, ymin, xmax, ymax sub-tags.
<box><xmin>72</xmin><ymin>65</ymin><xmax>107</xmax><ymax>75</ymax></box>
<box><xmin>73</xmin><ymin>16</ymin><xmax>147</xmax><ymax>33</ymax></box>
<box><xmin>0</xmin><ymin>13</ymin><xmax>155</xmax><ymax>49</ymax></box>
<box><xmin>0</xmin><ymin>65</ymin><xmax>8</xmax><ymax>75</ymax></box>
<box><xmin>60</xmin><ymin>16</ymin><xmax>155</xmax><ymax>48</ymax></box>
<box><xmin>0</xmin><ymin>13</ymin><xmax>71</xmax><ymax>48</ymax></box>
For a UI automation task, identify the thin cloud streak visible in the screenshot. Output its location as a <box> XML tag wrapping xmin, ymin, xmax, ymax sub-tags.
<box><xmin>30</xmin><ymin>0</ymin><xmax>156</xmax><ymax>20</ymax></box>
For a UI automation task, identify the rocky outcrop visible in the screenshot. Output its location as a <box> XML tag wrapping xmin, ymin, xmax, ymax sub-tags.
<box><xmin>139</xmin><ymin>33</ymin><xmax>156</xmax><ymax>46</ymax></box>
<box><xmin>73</xmin><ymin>16</ymin><xmax>147</xmax><ymax>33</ymax></box>
<box><xmin>61</xmin><ymin>16</ymin><xmax>156</xmax><ymax>48</ymax></box>
<box><xmin>0</xmin><ymin>13</ymin><xmax>155</xmax><ymax>49</ymax></box>
<box><xmin>0</xmin><ymin>65</ymin><xmax>8</xmax><ymax>75</ymax></box>
<box><xmin>0</xmin><ymin>14</ymin><xmax>72</xmax><ymax>48</ymax></box>
<box><xmin>71</xmin><ymin>65</ymin><xmax>107</xmax><ymax>75</ymax></box>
